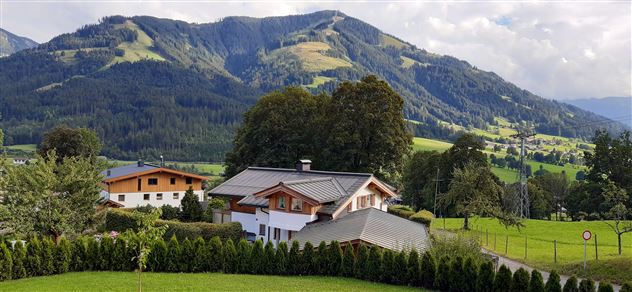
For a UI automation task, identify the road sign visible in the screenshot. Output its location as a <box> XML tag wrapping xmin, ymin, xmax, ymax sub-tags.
<box><xmin>582</xmin><ymin>230</ymin><xmax>592</xmax><ymax>241</ymax></box>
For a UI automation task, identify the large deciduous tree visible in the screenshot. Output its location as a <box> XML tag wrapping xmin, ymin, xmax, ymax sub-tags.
<box><xmin>600</xmin><ymin>180</ymin><xmax>631</xmax><ymax>255</ymax></box>
<box><xmin>38</xmin><ymin>127</ymin><xmax>102</xmax><ymax>162</ymax></box>
<box><xmin>0</xmin><ymin>152</ymin><xmax>102</xmax><ymax>241</ymax></box>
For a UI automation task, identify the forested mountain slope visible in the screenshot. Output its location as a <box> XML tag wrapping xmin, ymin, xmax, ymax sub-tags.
<box><xmin>0</xmin><ymin>11</ymin><xmax>625</xmax><ymax>161</ymax></box>
<box><xmin>0</xmin><ymin>28</ymin><xmax>38</xmax><ymax>57</ymax></box>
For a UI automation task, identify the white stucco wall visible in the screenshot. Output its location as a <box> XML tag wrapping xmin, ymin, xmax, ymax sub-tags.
<box><xmin>346</xmin><ymin>185</ymin><xmax>386</xmax><ymax>213</ymax></box>
<box><xmin>255</xmin><ymin>208</ymin><xmax>270</xmax><ymax>241</ymax></box>
<box><xmin>232</xmin><ymin>211</ymin><xmax>257</xmax><ymax>235</ymax></box>
<box><xmin>268</xmin><ymin>210</ymin><xmax>317</xmax><ymax>231</ymax></box>
<box><xmin>108</xmin><ymin>190</ymin><xmax>203</xmax><ymax>208</ymax></box>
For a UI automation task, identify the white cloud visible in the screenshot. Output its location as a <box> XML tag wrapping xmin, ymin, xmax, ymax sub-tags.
<box><xmin>1</xmin><ymin>1</ymin><xmax>629</xmax><ymax>100</ymax></box>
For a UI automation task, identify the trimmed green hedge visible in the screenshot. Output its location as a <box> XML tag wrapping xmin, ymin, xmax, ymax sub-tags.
<box><xmin>387</xmin><ymin>205</ymin><xmax>433</xmax><ymax>227</ymax></box>
<box><xmin>387</xmin><ymin>205</ymin><xmax>415</xmax><ymax>219</ymax></box>
<box><xmin>105</xmin><ymin>209</ymin><xmax>242</xmax><ymax>242</ymax></box>
<box><xmin>409</xmin><ymin>210</ymin><xmax>433</xmax><ymax>227</ymax></box>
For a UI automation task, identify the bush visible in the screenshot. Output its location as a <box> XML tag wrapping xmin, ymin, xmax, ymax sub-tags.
<box><xmin>546</xmin><ymin>270</ymin><xmax>562</xmax><ymax>292</ymax></box>
<box><xmin>192</xmin><ymin>237</ymin><xmax>207</xmax><ymax>272</ymax></box>
<box><xmin>341</xmin><ymin>245</ymin><xmax>355</xmax><ymax>277</ymax></box>
<box><xmin>148</xmin><ymin>239</ymin><xmax>167</xmax><ymax>272</ymax></box>
<box><xmin>12</xmin><ymin>241</ymin><xmax>27</xmax><ymax>279</ymax></box>
<box><xmin>264</xmin><ymin>241</ymin><xmax>277</xmax><ymax>274</ymax></box>
<box><xmin>301</xmin><ymin>241</ymin><xmax>315</xmax><ymax>275</ymax></box>
<box><xmin>463</xmin><ymin>257</ymin><xmax>478</xmax><ymax>291</ymax></box>
<box><xmin>621</xmin><ymin>282</ymin><xmax>632</xmax><ymax>292</ymax></box>
<box><xmin>409</xmin><ymin>209</ymin><xmax>433</xmax><ymax>227</ymax></box>
<box><xmin>276</xmin><ymin>241</ymin><xmax>288</xmax><ymax>275</ymax></box>
<box><xmin>56</xmin><ymin>237</ymin><xmax>72</xmax><ymax>274</ymax></box>
<box><xmin>529</xmin><ymin>270</ymin><xmax>545</xmax><ymax>292</ymax></box>
<box><xmin>430</xmin><ymin>234</ymin><xmax>484</xmax><ymax>265</ymax></box>
<box><xmin>494</xmin><ymin>265</ymin><xmax>513</xmax><ymax>292</ymax></box>
<box><xmin>367</xmin><ymin>245</ymin><xmax>382</xmax><ymax>282</ymax></box>
<box><xmin>434</xmin><ymin>256</ymin><xmax>450</xmax><ymax>291</ymax></box>
<box><xmin>207</xmin><ymin>236</ymin><xmax>223</xmax><ymax>272</ymax></box>
<box><xmin>236</xmin><ymin>239</ymin><xmax>251</xmax><ymax>274</ymax></box>
<box><xmin>288</xmin><ymin>241</ymin><xmax>301</xmax><ymax>275</ymax></box>
<box><xmin>181</xmin><ymin>187</ymin><xmax>203</xmax><ymax>222</ymax></box>
<box><xmin>388</xmin><ymin>205</ymin><xmax>415</xmax><ymax>219</ymax></box>
<box><xmin>327</xmin><ymin>241</ymin><xmax>343</xmax><ymax>276</ymax></box>
<box><xmin>597</xmin><ymin>282</ymin><xmax>614</xmax><ymax>292</ymax></box>
<box><xmin>407</xmin><ymin>249</ymin><xmax>421</xmax><ymax>286</ymax></box>
<box><xmin>40</xmin><ymin>237</ymin><xmax>56</xmax><ymax>275</ymax></box>
<box><xmin>512</xmin><ymin>268</ymin><xmax>530</xmax><ymax>292</ymax></box>
<box><xmin>420</xmin><ymin>251</ymin><xmax>436</xmax><ymax>289</ymax></box>
<box><xmin>113</xmin><ymin>237</ymin><xmax>129</xmax><ymax>271</ymax></box>
<box><xmin>72</xmin><ymin>238</ymin><xmax>87</xmax><ymax>272</ymax></box>
<box><xmin>136</xmin><ymin>204</ymin><xmax>155</xmax><ymax>214</ymax></box>
<box><xmin>449</xmin><ymin>256</ymin><xmax>465</xmax><ymax>291</ymax></box>
<box><xmin>180</xmin><ymin>238</ymin><xmax>195</xmax><ymax>272</ymax></box>
<box><xmin>222</xmin><ymin>239</ymin><xmax>238</xmax><ymax>273</ymax></box>
<box><xmin>85</xmin><ymin>237</ymin><xmax>99</xmax><ymax>271</ymax></box>
<box><xmin>381</xmin><ymin>249</ymin><xmax>396</xmax><ymax>284</ymax></box>
<box><xmin>477</xmin><ymin>260</ymin><xmax>495</xmax><ymax>292</ymax></box>
<box><xmin>563</xmin><ymin>276</ymin><xmax>578</xmax><ymax>292</ymax></box>
<box><xmin>99</xmin><ymin>236</ymin><xmax>114</xmax><ymax>270</ymax></box>
<box><xmin>587</xmin><ymin>212</ymin><xmax>601</xmax><ymax>221</ymax></box>
<box><xmin>249</xmin><ymin>240</ymin><xmax>264</xmax><ymax>274</ymax></box>
<box><xmin>578</xmin><ymin>279</ymin><xmax>595</xmax><ymax>292</ymax></box>
<box><xmin>354</xmin><ymin>243</ymin><xmax>369</xmax><ymax>280</ymax></box>
<box><xmin>160</xmin><ymin>205</ymin><xmax>180</xmax><ymax>220</ymax></box>
<box><xmin>26</xmin><ymin>238</ymin><xmax>43</xmax><ymax>277</ymax></box>
<box><xmin>165</xmin><ymin>236</ymin><xmax>180</xmax><ymax>272</ymax></box>
<box><xmin>315</xmin><ymin>241</ymin><xmax>328</xmax><ymax>275</ymax></box>
<box><xmin>0</xmin><ymin>241</ymin><xmax>12</xmax><ymax>281</ymax></box>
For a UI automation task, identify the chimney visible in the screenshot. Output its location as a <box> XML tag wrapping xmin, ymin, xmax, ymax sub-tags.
<box><xmin>160</xmin><ymin>155</ymin><xmax>164</xmax><ymax>167</ymax></box>
<box><xmin>138</xmin><ymin>158</ymin><xmax>144</xmax><ymax>167</ymax></box>
<box><xmin>296</xmin><ymin>159</ymin><xmax>312</xmax><ymax>172</ymax></box>
<box><xmin>106</xmin><ymin>170</ymin><xmax>111</xmax><ymax>176</ymax></box>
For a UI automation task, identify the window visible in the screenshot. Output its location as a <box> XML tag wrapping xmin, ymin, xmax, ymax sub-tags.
<box><xmin>118</xmin><ymin>195</ymin><xmax>125</xmax><ymax>202</ymax></box>
<box><xmin>291</xmin><ymin>198</ymin><xmax>303</xmax><ymax>211</ymax></box>
<box><xmin>369</xmin><ymin>194</ymin><xmax>375</xmax><ymax>206</ymax></box>
<box><xmin>259</xmin><ymin>224</ymin><xmax>266</xmax><ymax>236</ymax></box>
<box><xmin>156</xmin><ymin>193</ymin><xmax>163</xmax><ymax>200</ymax></box>
<box><xmin>144</xmin><ymin>193</ymin><xmax>150</xmax><ymax>200</ymax></box>
<box><xmin>173</xmin><ymin>193</ymin><xmax>179</xmax><ymax>199</ymax></box>
<box><xmin>347</xmin><ymin>203</ymin><xmax>352</xmax><ymax>212</ymax></box>
<box><xmin>277</xmin><ymin>196</ymin><xmax>286</xmax><ymax>209</ymax></box>
<box><xmin>186</xmin><ymin>177</ymin><xmax>193</xmax><ymax>184</ymax></box>
<box><xmin>170</xmin><ymin>178</ymin><xmax>176</xmax><ymax>185</ymax></box>
<box><xmin>137</xmin><ymin>179</ymin><xmax>141</xmax><ymax>191</ymax></box>
<box><xmin>148</xmin><ymin>178</ymin><xmax>158</xmax><ymax>185</ymax></box>
<box><xmin>357</xmin><ymin>196</ymin><xmax>368</xmax><ymax>208</ymax></box>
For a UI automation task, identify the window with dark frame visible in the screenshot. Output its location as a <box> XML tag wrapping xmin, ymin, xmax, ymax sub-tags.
<box><xmin>137</xmin><ymin>179</ymin><xmax>141</xmax><ymax>191</ymax></box>
<box><xmin>118</xmin><ymin>194</ymin><xmax>125</xmax><ymax>202</ymax></box>
<box><xmin>173</xmin><ymin>193</ymin><xmax>179</xmax><ymax>199</ymax></box>
<box><xmin>170</xmin><ymin>178</ymin><xmax>176</xmax><ymax>185</ymax></box>
<box><xmin>156</xmin><ymin>193</ymin><xmax>163</xmax><ymax>200</ymax></box>
<box><xmin>259</xmin><ymin>224</ymin><xmax>266</xmax><ymax>236</ymax></box>
<box><xmin>277</xmin><ymin>196</ymin><xmax>286</xmax><ymax>209</ymax></box>
<box><xmin>291</xmin><ymin>198</ymin><xmax>303</xmax><ymax>211</ymax></box>
<box><xmin>186</xmin><ymin>177</ymin><xmax>193</xmax><ymax>184</ymax></box>
<box><xmin>148</xmin><ymin>178</ymin><xmax>158</xmax><ymax>185</ymax></box>
<box><xmin>144</xmin><ymin>193</ymin><xmax>150</xmax><ymax>200</ymax></box>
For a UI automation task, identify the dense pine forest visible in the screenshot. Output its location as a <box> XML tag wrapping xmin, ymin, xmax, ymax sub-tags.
<box><xmin>0</xmin><ymin>11</ymin><xmax>626</xmax><ymax>161</ymax></box>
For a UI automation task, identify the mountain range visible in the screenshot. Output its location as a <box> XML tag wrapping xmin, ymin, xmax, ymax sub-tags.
<box><xmin>0</xmin><ymin>28</ymin><xmax>38</xmax><ymax>57</ymax></box>
<box><xmin>566</xmin><ymin>97</ymin><xmax>632</xmax><ymax>128</ymax></box>
<box><xmin>0</xmin><ymin>11</ymin><xmax>626</xmax><ymax>161</ymax></box>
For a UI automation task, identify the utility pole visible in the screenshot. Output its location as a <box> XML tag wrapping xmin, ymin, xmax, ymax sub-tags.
<box><xmin>433</xmin><ymin>167</ymin><xmax>444</xmax><ymax>218</ymax></box>
<box><xmin>511</xmin><ymin>128</ymin><xmax>536</xmax><ymax>218</ymax></box>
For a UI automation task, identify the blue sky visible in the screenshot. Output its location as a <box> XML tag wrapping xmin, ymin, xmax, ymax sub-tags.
<box><xmin>1</xmin><ymin>1</ymin><xmax>630</xmax><ymax>100</ymax></box>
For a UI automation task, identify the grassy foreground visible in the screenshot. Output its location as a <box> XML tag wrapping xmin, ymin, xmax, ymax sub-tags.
<box><xmin>0</xmin><ymin>272</ymin><xmax>421</xmax><ymax>291</ymax></box>
<box><xmin>434</xmin><ymin>217</ymin><xmax>632</xmax><ymax>284</ymax></box>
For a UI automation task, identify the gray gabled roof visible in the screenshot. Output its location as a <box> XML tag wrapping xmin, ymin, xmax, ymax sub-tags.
<box><xmin>102</xmin><ymin>163</ymin><xmax>160</xmax><ymax>180</ymax></box>
<box><xmin>283</xmin><ymin>177</ymin><xmax>346</xmax><ymax>203</ymax></box>
<box><xmin>292</xmin><ymin>208</ymin><xmax>429</xmax><ymax>252</ymax></box>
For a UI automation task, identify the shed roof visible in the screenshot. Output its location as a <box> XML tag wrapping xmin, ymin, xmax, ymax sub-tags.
<box><xmin>102</xmin><ymin>163</ymin><xmax>159</xmax><ymax>180</ymax></box>
<box><xmin>292</xmin><ymin>208</ymin><xmax>429</xmax><ymax>252</ymax></box>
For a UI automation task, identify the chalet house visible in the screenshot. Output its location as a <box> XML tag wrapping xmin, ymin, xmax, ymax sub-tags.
<box><xmin>209</xmin><ymin>160</ymin><xmax>429</xmax><ymax>251</ymax></box>
<box><xmin>101</xmin><ymin>160</ymin><xmax>207</xmax><ymax>208</ymax></box>
<box><xmin>12</xmin><ymin>157</ymin><xmax>28</xmax><ymax>165</ymax></box>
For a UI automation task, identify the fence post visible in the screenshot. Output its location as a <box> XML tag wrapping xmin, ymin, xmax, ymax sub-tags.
<box><xmin>525</xmin><ymin>235</ymin><xmax>528</xmax><ymax>259</ymax></box>
<box><xmin>554</xmin><ymin>240</ymin><xmax>557</xmax><ymax>263</ymax></box>
<box><xmin>505</xmin><ymin>235</ymin><xmax>509</xmax><ymax>255</ymax></box>
<box><xmin>594</xmin><ymin>234</ymin><xmax>598</xmax><ymax>260</ymax></box>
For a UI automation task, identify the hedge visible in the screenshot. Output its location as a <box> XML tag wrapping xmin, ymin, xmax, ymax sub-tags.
<box><xmin>409</xmin><ymin>209</ymin><xmax>433</xmax><ymax>227</ymax></box>
<box><xmin>0</xmin><ymin>236</ymin><xmax>591</xmax><ymax>292</ymax></box>
<box><xmin>105</xmin><ymin>209</ymin><xmax>242</xmax><ymax>242</ymax></box>
<box><xmin>387</xmin><ymin>205</ymin><xmax>415</xmax><ymax>219</ymax></box>
<box><xmin>387</xmin><ymin>205</ymin><xmax>433</xmax><ymax>227</ymax></box>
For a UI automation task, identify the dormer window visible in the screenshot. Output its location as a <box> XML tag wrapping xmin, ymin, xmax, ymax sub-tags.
<box><xmin>277</xmin><ymin>196</ymin><xmax>286</xmax><ymax>209</ymax></box>
<box><xmin>291</xmin><ymin>198</ymin><xmax>303</xmax><ymax>211</ymax></box>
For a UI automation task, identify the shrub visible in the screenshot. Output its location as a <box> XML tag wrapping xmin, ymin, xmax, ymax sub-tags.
<box><xmin>288</xmin><ymin>241</ymin><xmax>301</xmax><ymax>275</ymax></box>
<box><xmin>620</xmin><ymin>282</ymin><xmax>632</xmax><ymax>292</ymax></box>
<box><xmin>477</xmin><ymin>260</ymin><xmax>495</xmax><ymax>292</ymax></box>
<box><xmin>512</xmin><ymin>268</ymin><xmax>530</xmax><ymax>292</ymax></box>
<box><xmin>264</xmin><ymin>241</ymin><xmax>277</xmax><ymax>274</ymax></box>
<box><xmin>367</xmin><ymin>245</ymin><xmax>383</xmax><ymax>282</ymax></box>
<box><xmin>578</xmin><ymin>279</ymin><xmax>595</xmax><ymax>292</ymax></box>
<box><xmin>136</xmin><ymin>204</ymin><xmax>155</xmax><ymax>214</ymax></box>
<box><xmin>105</xmin><ymin>209</ymin><xmax>137</xmax><ymax>231</ymax></box>
<box><xmin>192</xmin><ymin>237</ymin><xmax>207</xmax><ymax>272</ymax></box>
<box><xmin>72</xmin><ymin>238</ymin><xmax>87</xmax><ymax>272</ymax></box>
<box><xmin>180</xmin><ymin>238</ymin><xmax>195</xmax><ymax>272</ymax></box>
<box><xmin>99</xmin><ymin>236</ymin><xmax>114</xmax><ymax>270</ymax></box>
<box><xmin>393</xmin><ymin>250</ymin><xmax>408</xmax><ymax>285</ymax></box>
<box><xmin>546</xmin><ymin>270</ymin><xmax>562</xmax><ymax>292</ymax></box>
<box><xmin>222</xmin><ymin>239</ymin><xmax>238</xmax><ymax>273</ymax></box>
<box><xmin>165</xmin><ymin>236</ymin><xmax>180</xmax><ymax>272</ymax></box>
<box><xmin>494</xmin><ymin>265</ymin><xmax>513</xmax><ymax>292</ymax></box>
<box><xmin>409</xmin><ymin>209</ymin><xmax>433</xmax><ymax>227</ymax></box>
<box><xmin>420</xmin><ymin>251</ymin><xmax>436</xmax><ymax>289</ymax></box>
<box><xmin>597</xmin><ymin>282</ymin><xmax>614</xmax><ymax>292</ymax></box>
<box><xmin>463</xmin><ymin>257</ymin><xmax>478</xmax><ymax>292</ymax></box>
<box><xmin>563</xmin><ymin>276</ymin><xmax>579</xmax><ymax>292</ymax></box>
<box><xmin>181</xmin><ymin>187</ymin><xmax>203</xmax><ymax>222</ymax></box>
<box><xmin>449</xmin><ymin>256</ymin><xmax>465</xmax><ymax>291</ymax></box>
<box><xmin>249</xmin><ymin>240</ymin><xmax>264</xmax><ymax>274</ymax></box>
<box><xmin>276</xmin><ymin>241</ymin><xmax>288</xmax><ymax>275</ymax></box>
<box><xmin>315</xmin><ymin>241</ymin><xmax>328</xmax><ymax>275</ymax></box>
<box><xmin>148</xmin><ymin>239</ymin><xmax>167</xmax><ymax>272</ymax></box>
<box><xmin>56</xmin><ymin>237</ymin><xmax>72</xmax><ymax>274</ymax></box>
<box><xmin>381</xmin><ymin>249</ymin><xmax>395</xmax><ymax>284</ymax></box>
<box><xmin>434</xmin><ymin>256</ymin><xmax>451</xmax><ymax>291</ymax></box>
<box><xmin>40</xmin><ymin>237</ymin><xmax>56</xmax><ymax>275</ymax></box>
<box><xmin>341</xmin><ymin>245</ymin><xmax>355</xmax><ymax>277</ymax></box>
<box><xmin>26</xmin><ymin>238</ymin><xmax>43</xmax><ymax>276</ymax></box>
<box><xmin>301</xmin><ymin>241</ymin><xmax>315</xmax><ymax>275</ymax></box>
<box><xmin>587</xmin><ymin>212</ymin><xmax>601</xmax><ymax>221</ymax></box>
<box><xmin>529</xmin><ymin>270</ymin><xmax>545</xmax><ymax>292</ymax></box>
<box><xmin>430</xmin><ymin>234</ymin><xmax>484</xmax><ymax>265</ymax></box>
<box><xmin>12</xmin><ymin>241</ymin><xmax>27</xmax><ymax>279</ymax></box>
<box><xmin>354</xmin><ymin>243</ymin><xmax>369</xmax><ymax>280</ymax></box>
<box><xmin>0</xmin><ymin>241</ymin><xmax>12</xmax><ymax>281</ymax></box>
<box><xmin>207</xmin><ymin>236</ymin><xmax>223</xmax><ymax>272</ymax></box>
<box><xmin>388</xmin><ymin>205</ymin><xmax>415</xmax><ymax>219</ymax></box>
<box><xmin>236</xmin><ymin>239</ymin><xmax>251</xmax><ymax>274</ymax></box>
<box><xmin>327</xmin><ymin>241</ymin><xmax>343</xmax><ymax>276</ymax></box>
<box><xmin>160</xmin><ymin>205</ymin><xmax>180</xmax><ymax>220</ymax></box>
<box><xmin>85</xmin><ymin>237</ymin><xmax>99</xmax><ymax>271</ymax></box>
<box><xmin>407</xmin><ymin>249</ymin><xmax>421</xmax><ymax>286</ymax></box>
<box><xmin>113</xmin><ymin>238</ymin><xmax>128</xmax><ymax>271</ymax></box>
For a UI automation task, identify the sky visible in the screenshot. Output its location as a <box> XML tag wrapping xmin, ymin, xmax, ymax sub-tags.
<box><xmin>1</xmin><ymin>1</ymin><xmax>631</xmax><ymax>100</ymax></box>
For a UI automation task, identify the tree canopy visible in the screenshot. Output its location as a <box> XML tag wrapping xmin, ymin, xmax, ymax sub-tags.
<box><xmin>38</xmin><ymin>127</ymin><xmax>102</xmax><ymax>162</ymax></box>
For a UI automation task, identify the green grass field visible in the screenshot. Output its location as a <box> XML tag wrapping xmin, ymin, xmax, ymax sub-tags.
<box><xmin>5</xmin><ymin>144</ymin><xmax>36</xmax><ymax>152</ymax></box>
<box><xmin>412</xmin><ymin>137</ymin><xmax>453</xmax><ymax>152</ymax></box>
<box><xmin>306</xmin><ymin>76</ymin><xmax>334</xmax><ymax>88</ymax></box>
<box><xmin>434</xmin><ymin>217</ymin><xmax>632</xmax><ymax>283</ymax></box>
<box><xmin>0</xmin><ymin>272</ymin><xmax>419</xmax><ymax>291</ymax></box>
<box><xmin>111</xmin><ymin>160</ymin><xmax>224</xmax><ymax>177</ymax></box>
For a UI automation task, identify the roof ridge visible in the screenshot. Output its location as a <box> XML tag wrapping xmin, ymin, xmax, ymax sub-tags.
<box><xmin>247</xmin><ymin>166</ymin><xmax>372</xmax><ymax>177</ymax></box>
<box><xmin>282</xmin><ymin>177</ymin><xmax>333</xmax><ymax>185</ymax></box>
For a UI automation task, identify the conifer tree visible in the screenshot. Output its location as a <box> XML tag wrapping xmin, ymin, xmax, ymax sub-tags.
<box><xmin>578</xmin><ymin>279</ymin><xmax>595</xmax><ymax>292</ymax></box>
<box><xmin>367</xmin><ymin>245</ymin><xmax>383</xmax><ymax>282</ymax></box>
<box><xmin>512</xmin><ymin>268</ymin><xmax>531</xmax><ymax>292</ymax></box>
<box><xmin>354</xmin><ymin>243</ymin><xmax>369</xmax><ymax>280</ymax></box>
<box><xmin>288</xmin><ymin>240</ymin><xmax>301</xmax><ymax>275</ymax></box>
<box><xmin>276</xmin><ymin>241</ymin><xmax>288</xmax><ymax>275</ymax></box>
<box><xmin>394</xmin><ymin>251</ymin><xmax>408</xmax><ymax>285</ymax></box>
<box><xmin>99</xmin><ymin>236</ymin><xmax>114</xmax><ymax>270</ymax></box>
<box><xmin>56</xmin><ymin>237</ymin><xmax>72</xmax><ymax>274</ymax></box>
<box><xmin>26</xmin><ymin>238</ymin><xmax>43</xmax><ymax>276</ymax></box>
<box><xmin>494</xmin><ymin>265</ymin><xmax>513</xmax><ymax>292</ymax></box>
<box><xmin>463</xmin><ymin>257</ymin><xmax>478</xmax><ymax>292</ymax></box>
<box><xmin>420</xmin><ymin>251</ymin><xmax>436</xmax><ymax>289</ymax></box>
<box><xmin>180</xmin><ymin>238</ymin><xmax>194</xmax><ymax>273</ymax></box>
<box><xmin>597</xmin><ymin>282</ymin><xmax>614</xmax><ymax>292</ymax></box>
<box><xmin>381</xmin><ymin>249</ymin><xmax>395</xmax><ymax>284</ymax></box>
<box><xmin>449</xmin><ymin>256</ymin><xmax>464</xmax><ymax>291</ymax></box>
<box><xmin>250</xmin><ymin>240</ymin><xmax>264</xmax><ymax>274</ymax></box>
<box><xmin>149</xmin><ymin>239</ymin><xmax>167</xmax><ymax>272</ymax></box>
<box><xmin>327</xmin><ymin>241</ymin><xmax>343</xmax><ymax>276</ymax></box>
<box><xmin>264</xmin><ymin>241</ymin><xmax>277</xmax><ymax>274</ymax></box>
<box><xmin>477</xmin><ymin>260</ymin><xmax>495</xmax><ymax>292</ymax></box>
<box><xmin>0</xmin><ymin>241</ymin><xmax>12</xmax><ymax>281</ymax></box>
<box><xmin>563</xmin><ymin>276</ymin><xmax>579</xmax><ymax>292</ymax></box>
<box><xmin>113</xmin><ymin>238</ymin><xmax>128</xmax><ymax>271</ymax></box>
<box><xmin>222</xmin><ymin>239</ymin><xmax>238</xmax><ymax>274</ymax></box>
<box><xmin>192</xmin><ymin>237</ymin><xmax>207</xmax><ymax>272</ymax></box>
<box><xmin>165</xmin><ymin>236</ymin><xmax>180</xmax><ymax>272</ymax></box>
<box><xmin>545</xmin><ymin>270</ymin><xmax>562</xmax><ymax>292</ymax></box>
<box><xmin>407</xmin><ymin>249</ymin><xmax>421</xmax><ymax>286</ymax></box>
<box><xmin>529</xmin><ymin>270</ymin><xmax>546</xmax><ymax>292</ymax></box>
<box><xmin>86</xmin><ymin>237</ymin><xmax>99</xmax><ymax>271</ymax></box>
<box><xmin>41</xmin><ymin>237</ymin><xmax>56</xmax><ymax>275</ymax></box>
<box><xmin>72</xmin><ymin>238</ymin><xmax>87</xmax><ymax>272</ymax></box>
<box><xmin>315</xmin><ymin>241</ymin><xmax>328</xmax><ymax>275</ymax></box>
<box><xmin>207</xmin><ymin>236</ymin><xmax>223</xmax><ymax>272</ymax></box>
<box><xmin>301</xmin><ymin>242</ymin><xmax>315</xmax><ymax>275</ymax></box>
<box><xmin>236</xmin><ymin>239</ymin><xmax>252</xmax><ymax>274</ymax></box>
<box><xmin>341</xmin><ymin>245</ymin><xmax>355</xmax><ymax>277</ymax></box>
<box><xmin>12</xmin><ymin>241</ymin><xmax>27</xmax><ymax>279</ymax></box>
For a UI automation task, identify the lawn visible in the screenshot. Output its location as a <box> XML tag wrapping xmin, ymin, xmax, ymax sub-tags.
<box><xmin>434</xmin><ymin>217</ymin><xmax>632</xmax><ymax>284</ymax></box>
<box><xmin>5</xmin><ymin>144</ymin><xmax>37</xmax><ymax>152</ymax></box>
<box><xmin>412</xmin><ymin>137</ymin><xmax>453</xmax><ymax>152</ymax></box>
<box><xmin>110</xmin><ymin>160</ymin><xmax>224</xmax><ymax>177</ymax></box>
<box><xmin>0</xmin><ymin>272</ymin><xmax>420</xmax><ymax>291</ymax></box>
